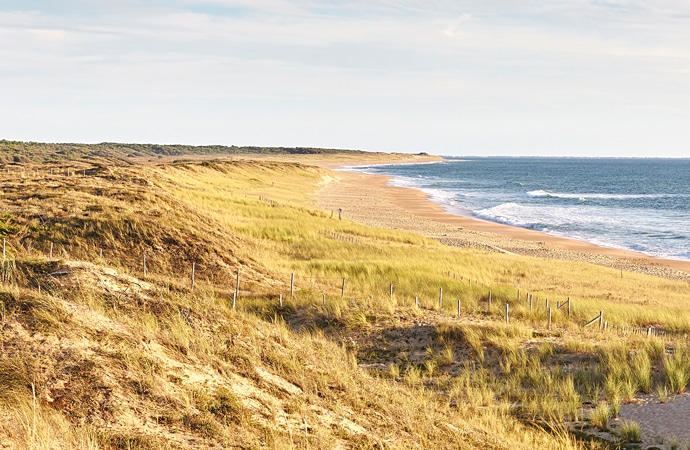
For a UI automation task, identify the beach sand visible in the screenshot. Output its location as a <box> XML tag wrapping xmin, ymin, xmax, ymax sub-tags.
<box><xmin>316</xmin><ymin>169</ymin><xmax>690</xmax><ymax>282</ymax></box>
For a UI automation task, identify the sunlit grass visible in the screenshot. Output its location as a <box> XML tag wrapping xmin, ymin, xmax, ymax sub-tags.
<box><xmin>2</xmin><ymin>156</ymin><xmax>690</xmax><ymax>448</ymax></box>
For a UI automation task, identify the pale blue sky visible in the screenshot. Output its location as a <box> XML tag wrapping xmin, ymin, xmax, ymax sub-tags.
<box><xmin>2</xmin><ymin>1</ymin><xmax>690</xmax><ymax>156</ymax></box>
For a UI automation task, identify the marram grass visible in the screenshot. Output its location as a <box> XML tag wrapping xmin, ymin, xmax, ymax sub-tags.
<box><xmin>2</xmin><ymin>157</ymin><xmax>690</xmax><ymax>448</ymax></box>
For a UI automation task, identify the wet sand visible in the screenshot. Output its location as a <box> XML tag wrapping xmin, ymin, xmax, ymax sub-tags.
<box><xmin>316</xmin><ymin>169</ymin><xmax>690</xmax><ymax>282</ymax></box>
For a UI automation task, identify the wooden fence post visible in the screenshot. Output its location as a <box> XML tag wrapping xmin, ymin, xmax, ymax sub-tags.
<box><xmin>506</xmin><ymin>304</ymin><xmax>510</xmax><ymax>324</ymax></box>
<box><xmin>568</xmin><ymin>298</ymin><xmax>571</xmax><ymax>316</ymax></box>
<box><xmin>390</xmin><ymin>283</ymin><xmax>394</xmax><ymax>300</ymax></box>
<box><xmin>235</xmin><ymin>268</ymin><xmax>240</xmax><ymax>299</ymax></box>
<box><xmin>232</xmin><ymin>293</ymin><xmax>236</xmax><ymax>309</ymax></box>
<box><xmin>457</xmin><ymin>299</ymin><xmax>461</xmax><ymax>317</ymax></box>
<box><xmin>599</xmin><ymin>311</ymin><xmax>604</xmax><ymax>330</ymax></box>
<box><xmin>341</xmin><ymin>278</ymin><xmax>346</xmax><ymax>298</ymax></box>
<box><xmin>439</xmin><ymin>288</ymin><xmax>443</xmax><ymax>310</ymax></box>
<box><xmin>488</xmin><ymin>291</ymin><xmax>492</xmax><ymax>311</ymax></box>
<box><xmin>291</xmin><ymin>273</ymin><xmax>295</xmax><ymax>297</ymax></box>
<box><xmin>548</xmin><ymin>307</ymin><xmax>552</xmax><ymax>330</ymax></box>
<box><xmin>584</xmin><ymin>312</ymin><xmax>603</xmax><ymax>329</ymax></box>
<box><xmin>415</xmin><ymin>296</ymin><xmax>419</xmax><ymax>308</ymax></box>
<box><xmin>529</xmin><ymin>294</ymin><xmax>533</xmax><ymax>312</ymax></box>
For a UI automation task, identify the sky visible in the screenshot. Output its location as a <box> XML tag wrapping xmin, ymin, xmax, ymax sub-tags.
<box><xmin>1</xmin><ymin>1</ymin><xmax>690</xmax><ymax>157</ymax></box>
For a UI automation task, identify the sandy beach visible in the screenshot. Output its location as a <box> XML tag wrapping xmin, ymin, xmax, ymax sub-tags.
<box><xmin>316</xmin><ymin>169</ymin><xmax>690</xmax><ymax>282</ymax></box>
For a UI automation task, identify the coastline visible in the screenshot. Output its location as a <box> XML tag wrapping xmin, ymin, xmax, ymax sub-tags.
<box><xmin>315</xmin><ymin>169</ymin><xmax>690</xmax><ymax>282</ymax></box>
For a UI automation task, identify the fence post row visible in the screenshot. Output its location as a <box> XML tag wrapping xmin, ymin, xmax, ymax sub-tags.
<box><xmin>0</xmin><ymin>237</ymin><xmax>677</xmax><ymax>339</ymax></box>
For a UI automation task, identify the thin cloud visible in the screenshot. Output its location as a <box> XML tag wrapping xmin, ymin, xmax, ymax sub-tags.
<box><xmin>1</xmin><ymin>0</ymin><xmax>690</xmax><ymax>155</ymax></box>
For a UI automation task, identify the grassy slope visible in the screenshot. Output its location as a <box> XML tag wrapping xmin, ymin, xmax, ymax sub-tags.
<box><xmin>1</xmin><ymin>157</ymin><xmax>689</xmax><ymax>449</ymax></box>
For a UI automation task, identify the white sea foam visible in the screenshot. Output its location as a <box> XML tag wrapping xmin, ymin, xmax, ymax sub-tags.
<box><xmin>526</xmin><ymin>190</ymin><xmax>685</xmax><ymax>200</ymax></box>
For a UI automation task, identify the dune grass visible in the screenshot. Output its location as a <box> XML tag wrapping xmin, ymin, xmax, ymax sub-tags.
<box><xmin>2</xmin><ymin>157</ymin><xmax>690</xmax><ymax>448</ymax></box>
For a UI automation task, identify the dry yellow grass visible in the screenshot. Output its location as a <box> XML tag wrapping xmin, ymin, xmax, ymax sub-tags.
<box><xmin>1</xmin><ymin>155</ymin><xmax>689</xmax><ymax>449</ymax></box>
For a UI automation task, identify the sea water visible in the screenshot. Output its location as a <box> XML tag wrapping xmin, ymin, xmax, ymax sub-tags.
<box><xmin>345</xmin><ymin>157</ymin><xmax>690</xmax><ymax>261</ymax></box>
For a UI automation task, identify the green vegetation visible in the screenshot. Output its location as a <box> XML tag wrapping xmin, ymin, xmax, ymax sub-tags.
<box><xmin>619</xmin><ymin>421</ymin><xmax>642</xmax><ymax>443</ymax></box>
<box><xmin>0</xmin><ymin>155</ymin><xmax>689</xmax><ymax>448</ymax></box>
<box><xmin>0</xmin><ymin>139</ymin><xmax>396</xmax><ymax>164</ymax></box>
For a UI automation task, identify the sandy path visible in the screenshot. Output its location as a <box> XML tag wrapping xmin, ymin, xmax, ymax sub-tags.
<box><xmin>618</xmin><ymin>394</ymin><xmax>690</xmax><ymax>445</ymax></box>
<box><xmin>315</xmin><ymin>170</ymin><xmax>690</xmax><ymax>282</ymax></box>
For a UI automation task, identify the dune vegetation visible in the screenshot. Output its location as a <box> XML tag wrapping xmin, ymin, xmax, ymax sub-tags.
<box><xmin>1</xmin><ymin>153</ymin><xmax>690</xmax><ymax>449</ymax></box>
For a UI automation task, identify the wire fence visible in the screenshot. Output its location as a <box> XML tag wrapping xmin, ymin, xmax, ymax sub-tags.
<box><xmin>1</xmin><ymin>232</ymin><xmax>687</xmax><ymax>341</ymax></box>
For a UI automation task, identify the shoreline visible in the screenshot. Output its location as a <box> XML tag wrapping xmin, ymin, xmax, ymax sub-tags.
<box><xmin>315</xmin><ymin>168</ymin><xmax>690</xmax><ymax>282</ymax></box>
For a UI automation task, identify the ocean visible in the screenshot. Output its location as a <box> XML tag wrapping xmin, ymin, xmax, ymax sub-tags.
<box><xmin>345</xmin><ymin>157</ymin><xmax>690</xmax><ymax>262</ymax></box>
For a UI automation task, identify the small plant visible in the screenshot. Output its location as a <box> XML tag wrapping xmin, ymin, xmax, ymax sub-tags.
<box><xmin>663</xmin><ymin>347</ymin><xmax>690</xmax><ymax>394</ymax></box>
<box><xmin>424</xmin><ymin>359</ymin><xmax>437</xmax><ymax>377</ymax></box>
<box><xmin>657</xmin><ymin>384</ymin><xmax>670</xmax><ymax>403</ymax></box>
<box><xmin>611</xmin><ymin>395</ymin><xmax>621</xmax><ymax>419</ymax></box>
<box><xmin>621</xmin><ymin>377</ymin><xmax>638</xmax><ymax>404</ymax></box>
<box><xmin>590</xmin><ymin>401</ymin><xmax>611</xmax><ymax>430</ymax></box>
<box><xmin>631</xmin><ymin>350</ymin><xmax>652</xmax><ymax>393</ymax></box>
<box><xmin>435</xmin><ymin>345</ymin><xmax>454</xmax><ymax>367</ymax></box>
<box><xmin>669</xmin><ymin>436</ymin><xmax>680</xmax><ymax>450</ymax></box>
<box><xmin>619</xmin><ymin>420</ymin><xmax>642</xmax><ymax>443</ymax></box>
<box><xmin>404</xmin><ymin>366</ymin><xmax>422</xmax><ymax>386</ymax></box>
<box><xmin>536</xmin><ymin>342</ymin><xmax>555</xmax><ymax>361</ymax></box>
<box><xmin>388</xmin><ymin>363</ymin><xmax>400</xmax><ymax>379</ymax></box>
